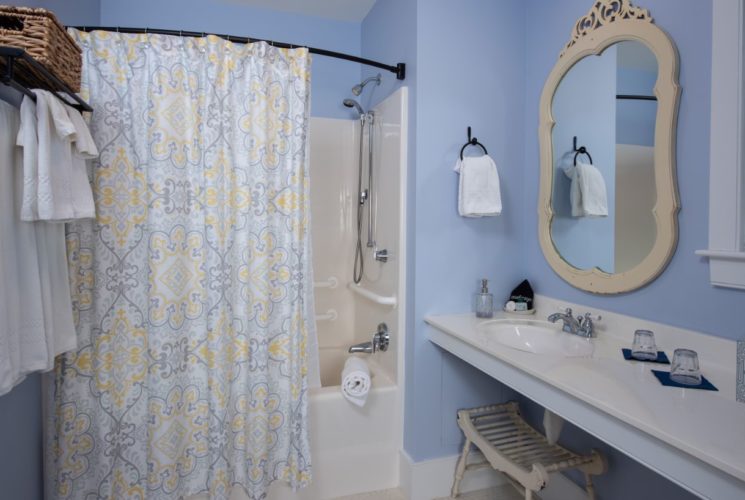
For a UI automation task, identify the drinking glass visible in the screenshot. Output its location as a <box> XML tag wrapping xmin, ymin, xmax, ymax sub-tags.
<box><xmin>670</xmin><ymin>348</ymin><xmax>702</xmax><ymax>386</ymax></box>
<box><xmin>631</xmin><ymin>329</ymin><xmax>657</xmax><ymax>361</ymax></box>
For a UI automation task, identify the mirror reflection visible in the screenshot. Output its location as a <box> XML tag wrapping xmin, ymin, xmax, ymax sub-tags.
<box><xmin>550</xmin><ymin>41</ymin><xmax>658</xmax><ymax>274</ymax></box>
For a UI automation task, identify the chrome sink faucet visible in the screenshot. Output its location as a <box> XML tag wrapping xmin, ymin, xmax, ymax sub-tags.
<box><xmin>547</xmin><ymin>308</ymin><xmax>601</xmax><ymax>338</ymax></box>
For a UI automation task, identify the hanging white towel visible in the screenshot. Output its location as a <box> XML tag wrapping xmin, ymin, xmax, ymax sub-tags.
<box><xmin>341</xmin><ymin>356</ymin><xmax>371</xmax><ymax>407</ymax></box>
<box><xmin>564</xmin><ymin>162</ymin><xmax>608</xmax><ymax>217</ymax></box>
<box><xmin>0</xmin><ymin>100</ymin><xmax>50</xmax><ymax>395</ymax></box>
<box><xmin>16</xmin><ymin>97</ymin><xmax>78</xmax><ymax>366</ymax></box>
<box><xmin>32</xmin><ymin>89</ymin><xmax>78</xmax><ymax>221</ymax></box>
<box><xmin>18</xmin><ymin>92</ymin><xmax>97</xmax><ymax>221</ymax></box>
<box><xmin>454</xmin><ymin>155</ymin><xmax>502</xmax><ymax>217</ymax></box>
<box><xmin>17</xmin><ymin>96</ymin><xmax>39</xmax><ymax>221</ymax></box>
<box><xmin>66</xmin><ymin>105</ymin><xmax>98</xmax><ymax>219</ymax></box>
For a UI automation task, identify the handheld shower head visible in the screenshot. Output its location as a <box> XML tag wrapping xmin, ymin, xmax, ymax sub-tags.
<box><xmin>352</xmin><ymin>73</ymin><xmax>382</xmax><ymax>96</ymax></box>
<box><xmin>343</xmin><ymin>98</ymin><xmax>365</xmax><ymax>116</ymax></box>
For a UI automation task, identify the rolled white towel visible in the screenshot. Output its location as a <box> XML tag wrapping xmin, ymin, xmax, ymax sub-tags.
<box><xmin>341</xmin><ymin>356</ymin><xmax>371</xmax><ymax>407</ymax></box>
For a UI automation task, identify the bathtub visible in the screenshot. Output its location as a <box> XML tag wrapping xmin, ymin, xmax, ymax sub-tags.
<box><xmin>189</xmin><ymin>347</ymin><xmax>400</xmax><ymax>500</ymax></box>
<box><xmin>267</xmin><ymin>346</ymin><xmax>400</xmax><ymax>500</ymax></box>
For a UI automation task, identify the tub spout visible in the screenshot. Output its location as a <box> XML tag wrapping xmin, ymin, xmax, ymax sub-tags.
<box><xmin>347</xmin><ymin>323</ymin><xmax>390</xmax><ymax>354</ymax></box>
<box><xmin>348</xmin><ymin>341</ymin><xmax>374</xmax><ymax>354</ymax></box>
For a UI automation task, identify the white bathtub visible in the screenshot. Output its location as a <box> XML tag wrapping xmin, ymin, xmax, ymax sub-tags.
<box><xmin>266</xmin><ymin>347</ymin><xmax>399</xmax><ymax>500</ymax></box>
<box><xmin>190</xmin><ymin>347</ymin><xmax>400</xmax><ymax>500</ymax></box>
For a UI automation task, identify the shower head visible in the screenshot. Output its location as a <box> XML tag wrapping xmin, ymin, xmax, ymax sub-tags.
<box><xmin>343</xmin><ymin>98</ymin><xmax>365</xmax><ymax>115</ymax></box>
<box><xmin>352</xmin><ymin>73</ymin><xmax>381</xmax><ymax>96</ymax></box>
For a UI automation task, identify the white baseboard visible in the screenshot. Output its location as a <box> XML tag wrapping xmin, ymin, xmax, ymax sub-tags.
<box><xmin>399</xmin><ymin>449</ymin><xmax>505</xmax><ymax>500</ymax></box>
<box><xmin>398</xmin><ymin>448</ymin><xmax>587</xmax><ymax>500</ymax></box>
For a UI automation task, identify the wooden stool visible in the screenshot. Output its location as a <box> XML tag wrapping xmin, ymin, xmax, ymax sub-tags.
<box><xmin>451</xmin><ymin>402</ymin><xmax>606</xmax><ymax>500</ymax></box>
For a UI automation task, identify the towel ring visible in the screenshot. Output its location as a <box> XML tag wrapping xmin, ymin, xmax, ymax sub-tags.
<box><xmin>572</xmin><ymin>136</ymin><xmax>593</xmax><ymax>166</ymax></box>
<box><xmin>460</xmin><ymin>126</ymin><xmax>488</xmax><ymax>160</ymax></box>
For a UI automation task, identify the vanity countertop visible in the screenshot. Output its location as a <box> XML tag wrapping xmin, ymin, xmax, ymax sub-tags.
<box><xmin>425</xmin><ymin>309</ymin><xmax>745</xmax><ymax>496</ymax></box>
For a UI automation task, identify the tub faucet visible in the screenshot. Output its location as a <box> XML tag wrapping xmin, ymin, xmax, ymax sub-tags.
<box><xmin>548</xmin><ymin>308</ymin><xmax>600</xmax><ymax>338</ymax></box>
<box><xmin>348</xmin><ymin>323</ymin><xmax>390</xmax><ymax>354</ymax></box>
<box><xmin>348</xmin><ymin>341</ymin><xmax>374</xmax><ymax>354</ymax></box>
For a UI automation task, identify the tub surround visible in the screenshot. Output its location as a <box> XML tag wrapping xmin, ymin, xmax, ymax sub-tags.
<box><xmin>425</xmin><ymin>294</ymin><xmax>745</xmax><ymax>499</ymax></box>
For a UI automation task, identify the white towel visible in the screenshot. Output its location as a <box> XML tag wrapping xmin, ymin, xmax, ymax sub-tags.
<box><xmin>33</xmin><ymin>89</ymin><xmax>77</xmax><ymax>221</ymax></box>
<box><xmin>22</xmin><ymin>90</ymin><xmax>96</xmax><ymax>221</ymax></box>
<box><xmin>17</xmin><ymin>96</ymin><xmax>39</xmax><ymax>221</ymax></box>
<box><xmin>66</xmin><ymin>105</ymin><xmax>98</xmax><ymax>219</ymax></box>
<box><xmin>564</xmin><ymin>162</ymin><xmax>608</xmax><ymax>217</ymax></box>
<box><xmin>0</xmin><ymin>101</ymin><xmax>50</xmax><ymax>395</ymax></box>
<box><xmin>16</xmin><ymin>97</ymin><xmax>79</xmax><ymax>368</ymax></box>
<box><xmin>454</xmin><ymin>155</ymin><xmax>502</xmax><ymax>217</ymax></box>
<box><xmin>341</xmin><ymin>357</ymin><xmax>371</xmax><ymax>407</ymax></box>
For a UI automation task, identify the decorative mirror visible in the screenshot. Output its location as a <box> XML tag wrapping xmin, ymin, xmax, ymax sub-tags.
<box><xmin>538</xmin><ymin>0</ymin><xmax>680</xmax><ymax>294</ymax></box>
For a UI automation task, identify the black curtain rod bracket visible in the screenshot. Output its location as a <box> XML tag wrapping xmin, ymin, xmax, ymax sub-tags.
<box><xmin>72</xmin><ymin>26</ymin><xmax>407</xmax><ymax>81</ymax></box>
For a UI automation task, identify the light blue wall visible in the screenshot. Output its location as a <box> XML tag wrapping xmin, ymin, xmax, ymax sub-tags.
<box><xmin>362</xmin><ymin>0</ymin><xmax>528</xmax><ymax>461</ymax></box>
<box><xmin>361</xmin><ymin>0</ymin><xmax>723</xmax><ymax>497</ymax></box>
<box><xmin>521</xmin><ymin>3</ymin><xmax>721</xmax><ymax>495</ymax></box>
<box><xmin>413</xmin><ymin>0</ymin><xmax>528</xmax><ymax>460</ymax></box>
<box><xmin>550</xmin><ymin>47</ymin><xmax>617</xmax><ymax>272</ymax></box>
<box><xmin>98</xmin><ymin>0</ymin><xmax>362</xmax><ymax>119</ymax></box>
<box><xmin>39</xmin><ymin>0</ymin><xmax>100</xmax><ymax>25</ymax></box>
<box><xmin>523</xmin><ymin>0</ymin><xmax>745</xmax><ymax>340</ymax></box>
<box><xmin>360</xmin><ymin>0</ymin><xmax>414</xmax><ymax>115</ymax></box>
<box><xmin>0</xmin><ymin>376</ymin><xmax>43</xmax><ymax>500</ymax></box>
<box><xmin>361</xmin><ymin>0</ymin><xmax>422</xmax><ymax>466</ymax></box>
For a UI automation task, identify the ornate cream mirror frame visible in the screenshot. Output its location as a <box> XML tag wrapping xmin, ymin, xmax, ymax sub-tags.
<box><xmin>538</xmin><ymin>0</ymin><xmax>681</xmax><ymax>294</ymax></box>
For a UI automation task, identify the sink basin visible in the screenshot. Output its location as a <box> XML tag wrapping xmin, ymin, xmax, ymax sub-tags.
<box><xmin>476</xmin><ymin>319</ymin><xmax>594</xmax><ymax>357</ymax></box>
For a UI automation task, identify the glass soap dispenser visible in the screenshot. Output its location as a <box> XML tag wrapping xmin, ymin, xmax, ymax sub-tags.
<box><xmin>475</xmin><ymin>278</ymin><xmax>494</xmax><ymax>318</ymax></box>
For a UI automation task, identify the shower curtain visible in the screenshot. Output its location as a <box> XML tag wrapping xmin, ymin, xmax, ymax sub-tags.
<box><xmin>45</xmin><ymin>30</ymin><xmax>318</xmax><ymax>500</ymax></box>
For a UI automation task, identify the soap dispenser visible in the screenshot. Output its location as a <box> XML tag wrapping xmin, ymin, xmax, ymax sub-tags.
<box><xmin>475</xmin><ymin>279</ymin><xmax>494</xmax><ymax>318</ymax></box>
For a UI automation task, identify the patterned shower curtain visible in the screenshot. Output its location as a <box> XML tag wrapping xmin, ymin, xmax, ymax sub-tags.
<box><xmin>45</xmin><ymin>30</ymin><xmax>315</xmax><ymax>500</ymax></box>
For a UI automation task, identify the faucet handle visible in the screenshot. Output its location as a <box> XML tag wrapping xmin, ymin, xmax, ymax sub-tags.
<box><xmin>372</xmin><ymin>323</ymin><xmax>390</xmax><ymax>352</ymax></box>
<box><xmin>578</xmin><ymin>312</ymin><xmax>602</xmax><ymax>337</ymax></box>
<box><xmin>581</xmin><ymin>312</ymin><xmax>602</xmax><ymax>322</ymax></box>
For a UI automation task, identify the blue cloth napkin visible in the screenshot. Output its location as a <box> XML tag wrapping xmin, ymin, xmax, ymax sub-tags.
<box><xmin>651</xmin><ymin>370</ymin><xmax>719</xmax><ymax>391</ymax></box>
<box><xmin>622</xmin><ymin>348</ymin><xmax>670</xmax><ymax>364</ymax></box>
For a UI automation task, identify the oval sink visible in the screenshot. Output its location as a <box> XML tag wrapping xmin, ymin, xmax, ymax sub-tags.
<box><xmin>476</xmin><ymin>319</ymin><xmax>594</xmax><ymax>357</ymax></box>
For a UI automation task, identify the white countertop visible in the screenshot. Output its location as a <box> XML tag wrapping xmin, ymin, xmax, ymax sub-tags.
<box><xmin>425</xmin><ymin>305</ymin><xmax>745</xmax><ymax>498</ymax></box>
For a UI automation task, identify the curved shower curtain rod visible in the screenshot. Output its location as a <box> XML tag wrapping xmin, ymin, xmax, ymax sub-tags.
<box><xmin>71</xmin><ymin>25</ymin><xmax>407</xmax><ymax>80</ymax></box>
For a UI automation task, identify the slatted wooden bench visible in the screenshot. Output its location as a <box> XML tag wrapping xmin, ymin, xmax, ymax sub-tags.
<box><xmin>451</xmin><ymin>402</ymin><xmax>606</xmax><ymax>499</ymax></box>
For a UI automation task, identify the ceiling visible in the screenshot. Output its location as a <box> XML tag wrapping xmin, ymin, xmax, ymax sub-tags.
<box><xmin>219</xmin><ymin>0</ymin><xmax>378</xmax><ymax>22</ymax></box>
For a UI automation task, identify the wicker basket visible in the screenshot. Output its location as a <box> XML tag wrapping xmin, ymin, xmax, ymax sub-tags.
<box><xmin>0</xmin><ymin>6</ymin><xmax>81</xmax><ymax>92</ymax></box>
